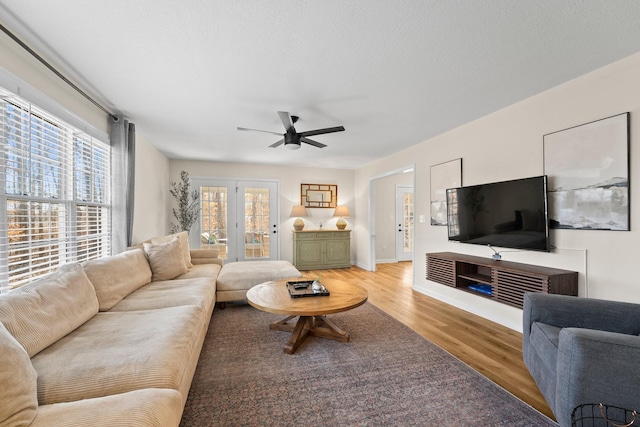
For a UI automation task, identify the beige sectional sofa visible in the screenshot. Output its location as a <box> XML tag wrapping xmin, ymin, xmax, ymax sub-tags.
<box><xmin>0</xmin><ymin>232</ymin><xmax>222</xmax><ymax>427</ymax></box>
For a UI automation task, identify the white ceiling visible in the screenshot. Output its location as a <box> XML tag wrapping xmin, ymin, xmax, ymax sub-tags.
<box><xmin>2</xmin><ymin>1</ymin><xmax>640</xmax><ymax>169</ymax></box>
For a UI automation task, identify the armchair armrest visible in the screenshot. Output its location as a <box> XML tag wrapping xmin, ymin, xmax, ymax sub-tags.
<box><xmin>190</xmin><ymin>249</ymin><xmax>223</xmax><ymax>266</ymax></box>
<box><xmin>523</xmin><ymin>293</ymin><xmax>640</xmax><ymax>336</ymax></box>
<box><xmin>555</xmin><ymin>328</ymin><xmax>640</xmax><ymax>427</ymax></box>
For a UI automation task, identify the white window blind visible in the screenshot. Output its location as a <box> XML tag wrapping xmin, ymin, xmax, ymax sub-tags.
<box><xmin>0</xmin><ymin>87</ymin><xmax>111</xmax><ymax>291</ymax></box>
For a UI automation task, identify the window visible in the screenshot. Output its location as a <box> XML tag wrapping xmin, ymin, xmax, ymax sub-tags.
<box><xmin>0</xmin><ymin>88</ymin><xmax>111</xmax><ymax>291</ymax></box>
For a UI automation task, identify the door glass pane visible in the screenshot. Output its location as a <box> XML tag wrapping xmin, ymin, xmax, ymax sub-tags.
<box><xmin>403</xmin><ymin>192</ymin><xmax>414</xmax><ymax>253</ymax></box>
<box><xmin>200</xmin><ymin>186</ymin><xmax>228</xmax><ymax>259</ymax></box>
<box><xmin>244</xmin><ymin>187</ymin><xmax>270</xmax><ymax>259</ymax></box>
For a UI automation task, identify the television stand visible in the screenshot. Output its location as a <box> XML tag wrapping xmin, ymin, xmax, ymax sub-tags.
<box><xmin>426</xmin><ymin>252</ymin><xmax>578</xmax><ymax>309</ymax></box>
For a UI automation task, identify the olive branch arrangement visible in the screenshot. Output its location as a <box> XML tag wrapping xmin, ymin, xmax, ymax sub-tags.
<box><xmin>169</xmin><ymin>171</ymin><xmax>200</xmax><ymax>234</ymax></box>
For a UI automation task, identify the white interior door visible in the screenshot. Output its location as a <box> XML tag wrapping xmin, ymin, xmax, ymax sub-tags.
<box><xmin>191</xmin><ymin>179</ymin><xmax>278</xmax><ymax>262</ymax></box>
<box><xmin>396</xmin><ymin>185</ymin><xmax>414</xmax><ymax>262</ymax></box>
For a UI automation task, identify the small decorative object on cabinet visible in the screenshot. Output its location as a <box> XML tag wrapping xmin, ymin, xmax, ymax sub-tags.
<box><xmin>293</xmin><ymin>230</ymin><xmax>351</xmax><ymax>270</ymax></box>
<box><xmin>426</xmin><ymin>252</ymin><xmax>578</xmax><ymax>309</ymax></box>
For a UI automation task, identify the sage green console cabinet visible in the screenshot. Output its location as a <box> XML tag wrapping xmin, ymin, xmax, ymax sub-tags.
<box><xmin>293</xmin><ymin>230</ymin><xmax>351</xmax><ymax>270</ymax></box>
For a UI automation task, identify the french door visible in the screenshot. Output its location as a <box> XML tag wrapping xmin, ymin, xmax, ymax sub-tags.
<box><xmin>396</xmin><ymin>186</ymin><xmax>414</xmax><ymax>262</ymax></box>
<box><xmin>189</xmin><ymin>179</ymin><xmax>279</xmax><ymax>262</ymax></box>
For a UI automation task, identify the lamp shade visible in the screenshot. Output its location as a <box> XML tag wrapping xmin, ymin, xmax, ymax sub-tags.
<box><xmin>290</xmin><ymin>205</ymin><xmax>308</xmax><ymax>218</ymax></box>
<box><xmin>333</xmin><ymin>205</ymin><xmax>350</xmax><ymax>218</ymax></box>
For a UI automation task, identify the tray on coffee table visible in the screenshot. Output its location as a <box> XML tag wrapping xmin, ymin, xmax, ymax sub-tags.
<box><xmin>286</xmin><ymin>280</ymin><xmax>330</xmax><ymax>298</ymax></box>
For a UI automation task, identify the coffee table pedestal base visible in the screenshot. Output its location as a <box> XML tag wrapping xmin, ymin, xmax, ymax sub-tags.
<box><xmin>271</xmin><ymin>315</ymin><xmax>350</xmax><ymax>354</ymax></box>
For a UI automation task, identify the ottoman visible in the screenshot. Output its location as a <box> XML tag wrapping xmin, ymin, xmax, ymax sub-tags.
<box><xmin>216</xmin><ymin>260</ymin><xmax>302</xmax><ymax>308</ymax></box>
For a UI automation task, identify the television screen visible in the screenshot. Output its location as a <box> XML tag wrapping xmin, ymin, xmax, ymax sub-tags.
<box><xmin>446</xmin><ymin>176</ymin><xmax>549</xmax><ymax>252</ymax></box>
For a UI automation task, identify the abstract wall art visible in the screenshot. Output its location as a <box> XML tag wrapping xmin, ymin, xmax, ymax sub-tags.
<box><xmin>543</xmin><ymin>113</ymin><xmax>629</xmax><ymax>230</ymax></box>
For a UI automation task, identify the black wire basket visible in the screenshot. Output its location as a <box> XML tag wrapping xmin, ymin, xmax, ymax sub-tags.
<box><xmin>572</xmin><ymin>404</ymin><xmax>638</xmax><ymax>427</ymax></box>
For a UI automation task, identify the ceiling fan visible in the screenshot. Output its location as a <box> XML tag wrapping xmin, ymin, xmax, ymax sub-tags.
<box><xmin>237</xmin><ymin>111</ymin><xmax>345</xmax><ymax>150</ymax></box>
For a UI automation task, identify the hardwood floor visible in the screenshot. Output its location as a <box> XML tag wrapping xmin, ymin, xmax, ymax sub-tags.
<box><xmin>302</xmin><ymin>262</ymin><xmax>555</xmax><ymax>420</ymax></box>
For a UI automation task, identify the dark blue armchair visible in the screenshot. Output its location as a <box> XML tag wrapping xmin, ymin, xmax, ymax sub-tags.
<box><xmin>522</xmin><ymin>292</ymin><xmax>640</xmax><ymax>427</ymax></box>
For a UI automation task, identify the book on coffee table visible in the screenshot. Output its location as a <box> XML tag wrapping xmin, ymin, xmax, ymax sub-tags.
<box><xmin>286</xmin><ymin>280</ymin><xmax>330</xmax><ymax>298</ymax></box>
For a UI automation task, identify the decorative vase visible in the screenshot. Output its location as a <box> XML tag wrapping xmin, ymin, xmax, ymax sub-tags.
<box><xmin>293</xmin><ymin>217</ymin><xmax>305</xmax><ymax>231</ymax></box>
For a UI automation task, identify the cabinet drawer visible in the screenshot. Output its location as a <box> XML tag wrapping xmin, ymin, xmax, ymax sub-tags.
<box><xmin>295</xmin><ymin>233</ymin><xmax>317</xmax><ymax>240</ymax></box>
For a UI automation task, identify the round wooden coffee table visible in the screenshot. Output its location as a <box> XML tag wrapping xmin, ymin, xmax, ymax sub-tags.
<box><xmin>246</xmin><ymin>278</ymin><xmax>368</xmax><ymax>354</ymax></box>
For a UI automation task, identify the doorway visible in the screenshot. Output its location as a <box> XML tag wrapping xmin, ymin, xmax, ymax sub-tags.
<box><xmin>190</xmin><ymin>179</ymin><xmax>279</xmax><ymax>262</ymax></box>
<box><xmin>369</xmin><ymin>166</ymin><xmax>415</xmax><ymax>272</ymax></box>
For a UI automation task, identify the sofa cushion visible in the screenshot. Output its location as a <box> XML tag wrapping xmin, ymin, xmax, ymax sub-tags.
<box><xmin>84</xmin><ymin>248</ymin><xmax>152</xmax><ymax>311</ymax></box>
<box><xmin>31</xmin><ymin>305</ymin><xmax>204</xmax><ymax>405</ymax></box>
<box><xmin>32</xmin><ymin>388</ymin><xmax>183</xmax><ymax>427</ymax></box>
<box><xmin>529</xmin><ymin>321</ymin><xmax>561</xmax><ymax>375</ymax></box>
<box><xmin>216</xmin><ymin>260</ymin><xmax>302</xmax><ymax>292</ymax></box>
<box><xmin>109</xmin><ymin>275</ymin><xmax>217</xmax><ymax>312</ymax></box>
<box><xmin>144</xmin><ymin>237</ymin><xmax>189</xmax><ymax>281</ymax></box>
<box><xmin>0</xmin><ymin>263</ymin><xmax>99</xmax><ymax>357</ymax></box>
<box><xmin>0</xmin><ymin>322</ymin><xmax>38</xmax><ymax>427</ymax></box>
<box><xmin>176</xmin><ymin>263</ymin><xmax>222</xmax><ymax>280</ymax></box>
<box><xmin>151</xmin><ymin>231</ymin><xmax>193</xmax><ymax>268</ymax></box>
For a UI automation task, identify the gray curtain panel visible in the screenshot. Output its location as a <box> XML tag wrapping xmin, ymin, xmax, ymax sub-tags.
<box><xmin>109</xmin><ymin>115</ymin><xmax>136</xmax><ymax>253</ymax></box>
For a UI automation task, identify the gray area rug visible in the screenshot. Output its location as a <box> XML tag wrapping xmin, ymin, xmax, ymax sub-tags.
<box><xmin>181</xmin><ymin>303</ymin><xmax>557</xmax><ymax>426</ymax></box>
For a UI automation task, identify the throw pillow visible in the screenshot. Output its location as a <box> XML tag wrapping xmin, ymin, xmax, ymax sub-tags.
<box><xmin>151</xmin><ymin>231</ymin><xmax>193</xmax><ymax>268</ymax></box>
<box><xmin>0</xmin><ymin>322</ymin><xmax>38</xmax><ymax>426</ymax></box>
<box><xmin>144</xmin><ymin>237</ymin><xmax>189</xmax><ymax>281</ymax></box>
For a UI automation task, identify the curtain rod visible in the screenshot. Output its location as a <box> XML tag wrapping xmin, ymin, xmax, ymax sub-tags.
<box><xmin>0</xmin><ymin>22</ymin><xmax>118</xmax><ymax>121</ymax></box>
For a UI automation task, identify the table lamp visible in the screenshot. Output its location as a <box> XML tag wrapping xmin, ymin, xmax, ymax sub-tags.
<box><xmin>333</xmin><ymin>205</ymin><xmax>350</xmax><ymax>230</ymax></box>
<box><xmin>290</xmin><ymin>205</ymin><xmax>308</xmax><ymax>231</ymax></box>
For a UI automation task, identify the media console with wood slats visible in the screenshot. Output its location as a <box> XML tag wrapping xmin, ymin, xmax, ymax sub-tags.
<box><xmin>426</xmin><ymin>252</ymin><xmax>578</xmax><ymax>309</ymax></box>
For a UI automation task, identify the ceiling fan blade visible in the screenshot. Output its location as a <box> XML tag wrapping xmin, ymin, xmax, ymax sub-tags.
<box><xmin>237</xmin><ymin>126</ymin><xmax>283</xmax><ymax>136</ymax></box>
<box><xmin>299</xmin><ymin>126</ymin><xmax>345</xmax><ymax>138</ymax></box>
<box><xmin>301</xmin><ymin>137</ymin><xmax>327</xmax><ymax>148</ymax></box>
<box><xmin>278</xmin><ymin>111</ymin><xmax>296</xmax><ymax>133</ymax></box>
<box><xmin>269</xmin><ymin>139</ymin><xmax>285</xmax><ymax>148</ymax></box>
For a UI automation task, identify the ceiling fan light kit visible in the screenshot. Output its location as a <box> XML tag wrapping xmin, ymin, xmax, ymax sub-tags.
<box><xmin>238</xmin><ymin>111</ymin><xmax>345</xmax><ymax>150</ymax></box>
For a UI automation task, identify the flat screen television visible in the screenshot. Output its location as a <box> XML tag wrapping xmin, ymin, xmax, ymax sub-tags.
<box><xmin>446</xmin><ymin>175</ymin><xmax>550</xmax><ymax>252</ymax></box>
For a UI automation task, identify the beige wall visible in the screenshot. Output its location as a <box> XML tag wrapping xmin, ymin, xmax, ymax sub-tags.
<box><xmin>131</xmin><ymin>135</ymin><xmax>171</xmax><ymax>244</ymax></box>
<box><xmin>356</xmin><ymin>52</ymin><xmax>640</xmax><ymax>331</ymax></box>
<box><xmin>168</xmin><ymin>160</ymin><xmax>355</xmax><ymax>263</ymax></box>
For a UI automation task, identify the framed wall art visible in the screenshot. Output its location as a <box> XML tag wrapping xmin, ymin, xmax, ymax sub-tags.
<box><xmin>543</xmin><ymin>112</ymin><xmax>629</xmax><ymax>230</ymax></box>
<box><xmin>430</xmin><ymin>158</ymin><xmax>462</xmax><ymax>226</ymax></box>
<box><xmin>300</xmin><ymin>183</ymin><xmax>337</xmax><ymax>208</ymax></box>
